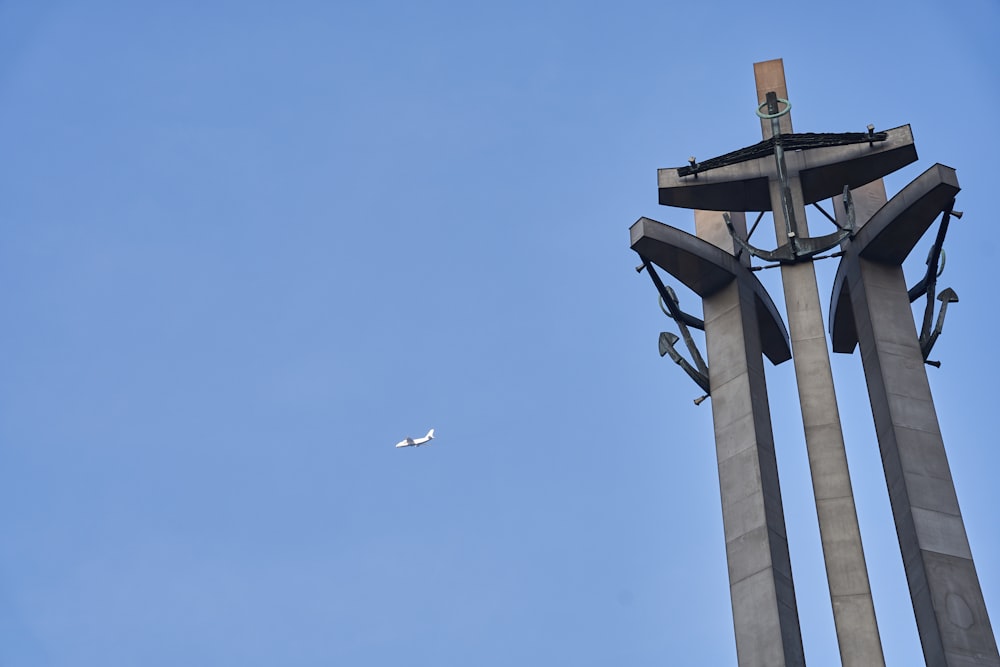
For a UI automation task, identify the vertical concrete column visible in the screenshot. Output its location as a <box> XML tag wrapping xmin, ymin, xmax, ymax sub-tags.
<box><xmin>753</xmin><ymin>59</ymin><xmax>885</xmax><ymax>667</ymax></box>
<box><xmin>835</xmin><ymin>181</ymin><xmax>1000</xmax><ymax>666</ymax></box>
<box><xmin>696</xmin><ymin>209</ymin><xmax>805</xmax><ymax>667</ymax></box>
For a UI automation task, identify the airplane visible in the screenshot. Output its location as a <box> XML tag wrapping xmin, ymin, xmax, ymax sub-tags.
<box><xmin>395</xmin><ymin>428</ymin><xmax>435</xmax><ymax>449</ymax></box>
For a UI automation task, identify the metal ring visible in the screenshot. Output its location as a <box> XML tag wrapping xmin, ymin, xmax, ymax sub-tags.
<box><xmin>756</xmin><ymin>98</ymin><xmax>792</xmax><ymax>119</ymax></box>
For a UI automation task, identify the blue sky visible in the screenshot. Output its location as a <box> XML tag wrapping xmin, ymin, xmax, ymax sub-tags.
<box><xmin>1</xmin><ymin>1</ymin><xmax>998</xmax><ymax>665</ymax></box>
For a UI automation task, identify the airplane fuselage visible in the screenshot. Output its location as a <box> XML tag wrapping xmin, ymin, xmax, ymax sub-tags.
<box><xmin>395</xmin><ymin>428</ymin><xmax>434</xmax><ymax>449</ymax></box>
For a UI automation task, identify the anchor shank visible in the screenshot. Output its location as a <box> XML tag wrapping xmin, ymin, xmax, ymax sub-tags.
<box><xmin>667</xmin><ymin>286</ymin><xmax>710</xmax><ymax>378</ymax></box>
<box><xmin>919</xmin><ymin>204</ymin><xmax>955</xmax><ymax>342</ymax></box>
<box><xmin>767</xmin><ymin>92</ymin><xmax>799</xmax><ymax>252</ymax></box>
<box><xmin>660</xmin><ymin>333</ymin><xmax>711</xmax><ymax>394</ymax></box>
<box><xmin>641</xmin><ymin>258</ymin><xmax>709</xmax><ymax>378</ymax></box>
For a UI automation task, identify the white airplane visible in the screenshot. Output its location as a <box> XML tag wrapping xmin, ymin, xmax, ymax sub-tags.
<box><xmin>395</xmin><ymin>428</ymin><xmax>435</xmax><ymax>449</ymax></box>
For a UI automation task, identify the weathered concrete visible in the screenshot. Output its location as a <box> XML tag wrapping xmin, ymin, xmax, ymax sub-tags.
<box><xmin>630</xmin><ymin>213</ymin><xmax>805</xmax><ymax>667</ymax></box>
<box><xmin>629</xmin><ymin>217</ymin><xmax>789</xmax><ymax>366</ymax></box>
<box><xmin>648</xmin><ymin>58</ymin><xmax>888</xmax><ymax>667</ymax></box>
<box><xmin>658</xmin><ymin>126</ymin><xmax>916</xmax><ymax>212</ymax></box>
<box><xmin>631</xmin><ymin>56</ymin><xmax>999</xmax><ymax>667</ymax></box>
<box><xmin>698</xmin><ymin>210</ymin><xmax>805</xmax><ymax>667</ymax></box>
<box><xmin>830</xmin><ymin>170</ymin><xmax>1000</xmax><ymax>666</ymax></box>
<box><xmin>755</xmin><ymin>58</ymin><xmax>886</xmax><ymax>667</ymax></box>
<box><xmin>763</xmin><ymin>165</ymin><xmax>886</xmax><ymax>667</ymax></box>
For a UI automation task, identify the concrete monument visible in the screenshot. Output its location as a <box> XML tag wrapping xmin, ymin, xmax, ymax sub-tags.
<box><xmin>631</xmin><ymin>59</ymin><xmax>998</xmax><ymax>667</ymax></box>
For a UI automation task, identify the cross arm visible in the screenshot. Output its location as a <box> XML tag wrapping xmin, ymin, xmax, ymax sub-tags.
<box><xmin>658</xmin><ymin>125</ymin><xmax>916</xmax><ymax>212</ymax></box>
<box><xmin>630</xmin><ymin>216</ymin><xmax>791</xmax><ymax>365</ymax></box>
<box><xmin>829</xmin><ymin>163</ymin><xmax>960</xmax><ymax>352</ymax></box>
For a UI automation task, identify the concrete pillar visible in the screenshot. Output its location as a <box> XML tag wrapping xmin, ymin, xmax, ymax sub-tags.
<box><xmin>831</xmin><ymin>173</ymin><xmax>1000</xmax><ymax>666</ymax></box>
<box><xmin>631</xmin><ymin>214</ymin><xmax>805</xmax><ymax>666</ymax></box>
<box><xmin>753</xmin><ymin>59</ymin><xmax>886</xmax><ymax>667</ymax></box>
<box><xmin>698</xmin><ymin>209</ymin><xmax>806</xmax><ymax>667</ymax></box>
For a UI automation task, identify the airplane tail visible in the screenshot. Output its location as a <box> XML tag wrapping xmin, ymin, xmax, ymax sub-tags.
<box><xmin>426</xmin><ymin>428</ymin><xmax>435</xmax><ymax>439</ymax></box>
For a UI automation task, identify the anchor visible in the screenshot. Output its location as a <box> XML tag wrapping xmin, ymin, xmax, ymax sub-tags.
<box><xmin>721</xmin><ymin>93</ymin><xmax>856</xmax><ymax>265</ymax></box>
<box><xmin>907</xmin><ymin>201</ymin><xmax>962</xmax><ymax>364</ymax></box>
<box><xmin>636</xmin><ymin>258</ymin><xmax>710</xmax><ymax>403</ymax></box>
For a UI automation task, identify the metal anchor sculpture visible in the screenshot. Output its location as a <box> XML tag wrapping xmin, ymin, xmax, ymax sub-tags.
<box><xmin>645</xmin><ymin>73</ymin><xmax>918</xmax><ymax>667</ymax></box>
<box><xmin>679</xmin><ymin>93</ymin><xmax>897</xmax><ymax>265</ymax></box>
<box><xmin>905</xmin><ymin>202</ymin><xmax>963</xmax><ymax>365</ymax></box>
<box><xmin>717</xmin><ymin>94</ymin><xmax>858</xmax><ymax>264</ymax></box>
<box><xmin>636</xmin><ymin>258</ymin><xmax>710</xmax><ymax>402</ymax></box>
<box><xmin>632</xmin><ymin>58</ymin><xmax>999</xmax><ymax>667</ymax></box>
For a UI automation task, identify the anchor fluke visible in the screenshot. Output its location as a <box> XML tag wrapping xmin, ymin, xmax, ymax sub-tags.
<box><xmin>921</xmin><ymin>287</ymin><xmax>959</xmax><ymax>363</ymax></box>
<box><xmin>938</xmin><ymin>287</ymin><xmax>959</xmax><ymax>304</ymax></box>
<box><xmin>637</xmin><ymin>255</ymin><xmax>711</xmax><ymax>397</ymax></box>
<box><xmin>658</xmin><ymin>331</ymin><xmax>679</xmax><ymax>358</ymax></box>
<box><xmin>658</xmin><ymin>331</ymin><xmax>710</xmax><ymax>395</ymax></box>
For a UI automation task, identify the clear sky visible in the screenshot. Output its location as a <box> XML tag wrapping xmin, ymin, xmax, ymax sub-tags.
<box><xmin>1</xmin><ymin>1</ymin><xmax>998</xmax><ymax>665</ymax></box>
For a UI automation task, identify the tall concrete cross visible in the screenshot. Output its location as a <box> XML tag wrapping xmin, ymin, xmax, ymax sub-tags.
<box><xmin>655</xmin><ymin>59</ymin><xmax>900</xmax><ymax>667</ymax></box>
<box><xmin>632</xmin><ymin>58</ymin><xmax>999</xmax><ymax>667</ymax></box>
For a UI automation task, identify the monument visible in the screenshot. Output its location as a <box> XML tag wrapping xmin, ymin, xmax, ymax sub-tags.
<box><xmin>631</xmin><ymin>59</ymin><xmax>999</xmax><ymax>667</ymax></box>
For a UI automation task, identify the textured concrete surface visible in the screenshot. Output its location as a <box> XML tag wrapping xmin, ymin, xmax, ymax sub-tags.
<box><xmin>697</xmin><ymin>209</ymin><xmax>805</xmax><ymax>667</ymax></box>
<box><xmin>631</xmin><ymin>212</ymin><xmax>805</xmax><ymax>666</ymax></box>
<box><xmin>657</xmin><ymin>126</ymin><xmax>916</xmax><ymax>212</ymax></box>
<box><xmin>630</xmin><ymin>211</ymin><xmax>805</xmax><ymax>667</ymax></box>
<box><xmin>833</xmin><ymin>176</ymin><xmax>1000</xmax><ymax>666</ymax></box>
<box><xmin>641</xmin><ymin>58</ymin><xmax>889</xmax><ymax>665</ymax></box>
<box><xmin>750</xmin><ymin>58</ymin><xmax>886</xmax><ymax>667</ymax></box>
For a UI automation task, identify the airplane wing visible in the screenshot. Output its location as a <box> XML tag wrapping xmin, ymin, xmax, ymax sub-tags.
<box><xmin>396</xmin><ymin>429</ymin><xmax>434</xmax><ymax>448</ymax></box>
